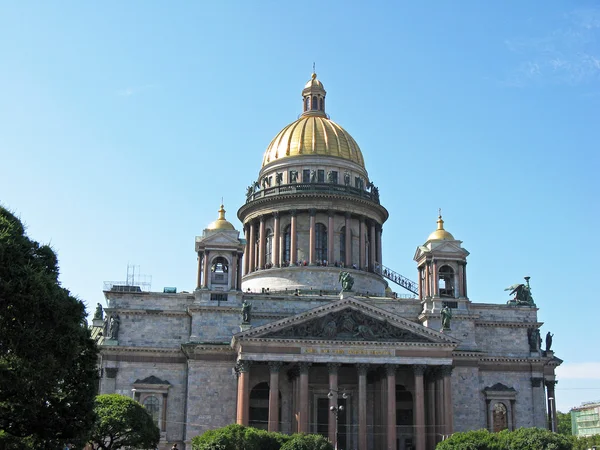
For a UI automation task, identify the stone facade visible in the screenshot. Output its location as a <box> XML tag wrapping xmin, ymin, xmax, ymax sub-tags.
<box><xmin>97</xmin><ymin>73</ymin><xmax>560</xmax><ymax>450</ymax></box>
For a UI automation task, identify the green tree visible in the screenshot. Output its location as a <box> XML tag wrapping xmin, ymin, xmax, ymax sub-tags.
<box><xmin>280</xmin><ymin>434</ymin><xmax>333</xmax><ymax>450</ymax></box>
<box><xmin>88</xmin><ymin>394</ymin><xmax>160</xmax><ymax>450</ymax></box>
<box><xmin>191</xmin><ymin>424</ymin><xmax>290</xmax><ymax>450</ymax></box>
<box><xmin>0</xmin><ymin>206</ymin><xmax>99</xmax><ymax>449</ymax></box>
<box><xmin>557</xmin><ymin>411</ymin><xmax>572</xmax><ymax>435</ymax></box>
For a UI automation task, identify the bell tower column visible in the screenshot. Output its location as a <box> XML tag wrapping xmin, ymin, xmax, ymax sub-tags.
<box><xmin>369</xmin><ymin>221</ymin><xmax>376</xmax><ymax>271</ymax></box>
<box><xmin>359</xmin><ymin>216</ymin><xmax>366</xmax><ymax>270</ymax></box>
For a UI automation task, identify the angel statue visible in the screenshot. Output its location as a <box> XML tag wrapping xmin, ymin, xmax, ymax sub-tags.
<box><xmin>339</xmin><ymin>271</ymin><xmax>354</xmax><ymax>292</ymax></box>
<box><xmin>505</xmin><ymin>276</ymin><xmax>535</xmax><ymax>306</ymax></box>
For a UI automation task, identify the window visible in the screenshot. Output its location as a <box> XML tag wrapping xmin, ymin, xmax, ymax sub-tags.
<box><xmin>249</xmin><ymin>382</ymin><xmax>269</xmax><ymax>430</ymax></box>
<box><xmin>302</xmin><ymin>169</ymin><xmax>311</xmax><ymax>183</ymax></box>
<box><xmin>439</xmin><ymin>265</ymin><xmax>455</xmax><ymax>297</ymax></box>
<box><xmin>143</xmin><ymin>395</ymin><xmax>160</xmax><ymax>426</ymax></box>
<box><xmin>305</xmin><ymin>97</ymin><xmax>309</xmax><ymax>111</ymax></box>
<box><xmin>317</xmin><ymin>169</ymin><xmax>325</xmax><ymax>183</ymax></box>
<box><xmin>315</xmin><ymin>223</ymin><xmax>327</xmax><ymax>262</ymax></box>
<box><xmin>493</xmin><ymin>403</ymin><xmax>508</xmax><ymax>432</ymax></box>
<box><xmin>312</xmin><ymin>96</ymin><xmax>318</xmax><ymax>110</ymax></box>
<box><xmin>283</xmin><ymin>225</ymin><xmax>291</xmax><ymax>264</ymax></box>
<box><xmin>211</xmin><ymin>256</ymin><xmax>229</xmax><ymax>284</ymax></box>
<box><xmin>265</xmin><ymin>229</ymin><xmax>273</xmax><ymax>265</ymax></box>
<box><xmin>339</xmin><ymin>226</ymin><xmax>346</xmax><ymax>263</ymax></box>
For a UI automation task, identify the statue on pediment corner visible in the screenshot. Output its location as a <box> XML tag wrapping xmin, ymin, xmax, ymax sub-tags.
<box><xmin>339</xmin><ymin>271</ymin><xmax>354</xmax><ymax>292</ymax></box>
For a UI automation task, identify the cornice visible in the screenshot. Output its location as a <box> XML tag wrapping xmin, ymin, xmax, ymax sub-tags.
<box><xmin>475</xmin><ymin>321</ymin><xmax>543</xmax><ymax>328</ymax></box>
<box><xmin>104</xmin><ymin>308</ymin><xmax>189</xmax><ymax>317</ymax></box>
<box><xmin>241</xmin><ymin>337</ymin><xmax>455</xmax><ymax>348</ymax></box>
<box><xmin>100</xmin><ymin>346</ymin><xmax>183</xmax><ymax>356</ymax></box>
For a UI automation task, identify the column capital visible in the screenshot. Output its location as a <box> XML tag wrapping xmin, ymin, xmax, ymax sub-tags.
<box><xmin>440</xmin><ymin>365</ymin><xmax>453</xmax><ymax>377</ymax></box>
<box><xmin>309</xmin><ymin>208</ymin><xmax>316</xmax><ymax>216</ymax></box>
<box><xmin>345</xmin><ymin>211</ymin><xmax>352</xmax><ymax>219</ymax></box>
<box><xmin>327</xmin><ymin>362</ymin><xmax>341</xmax><ymax>374</ymax></box>
<box><xmin>260</xmin><ymin>215</ymin><xmax>265</xmax><ymax>223</ymax></box>
<box><xmin>272</xmin><ymin>211</ymin><xmax>279</xmax><ymax>219</ymax></box>
<box><xmin>235</xmin><ymin>360</ymin><xmax>251</xmax><ymax>375</ymax></box>
<box><xmin>413</xmin><ymin>364</ymin><xmax>427</xmax><ymax>376</ymax></box>
<box><xmin>357</xmin><ymin>363</ymin><xmax>369</xmax><ymax>376</ymax></box>
<box><xmin>386</xmin><ymin>364</ymin><xmax>397</xmax><ymax>376</ymax></box>
<box><xmin>290</xmin><ymin>209</ymin><xmax>297</xmax><ymax>217</ymax></box>
<box><xmin>299</xmin><ymin>362</ymin><xmax>312</xmax><ymax>374</ymax></box>
<box><xmin>327</xmin><ymin>209</ymin><xmax>335</xmax><ymax>217</ymax></box>
<box><xmin>545</xmin><ymin>379</ymin><xmax>558</xmax><ymax>388</ymax></box>
<box><xmin>268</xmin><ymin>361</ymin><xmax>284</xmax><ymax>373</ymax></box>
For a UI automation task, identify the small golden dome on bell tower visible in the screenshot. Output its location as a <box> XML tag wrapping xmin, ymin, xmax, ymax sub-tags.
<box><xmin>206</xmin><ymin>204</ymin><xmax>235</xmax><ymax>231</ymax></box>
<box><xmin>427</xmin><ymin>211</ymin><xmax>455</xmax><ymax>241</ymax></box>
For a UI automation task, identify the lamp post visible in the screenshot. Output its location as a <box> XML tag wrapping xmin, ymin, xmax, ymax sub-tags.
<box><xmin>328</xmin><ymin>390</ymin><xmax>347</xmax><ymax>450</ymax></box>
<box><xmin>131</xmin><ymin>388</ymin><xmax>137</xmax><ymax>400</ymax></box>
<box><xmin>548</xmin><ymin>397</ymin><xmax>555</xmax><ymax>432</ymax></box>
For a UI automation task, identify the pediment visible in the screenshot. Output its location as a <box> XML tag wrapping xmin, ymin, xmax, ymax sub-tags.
<box><xmin>196</xmin><ymin>231</ymin><xmax>241</xmax><ymax>249</ymax></box>
<box><xmin>234</xmin><ymin>297</ymin><xmax>457</xmax><ymax>346</ymax></box>
<box><xmin>134</xmin><ymin>375</ymin><xmax>170</xmax><ymax>385</ymax></box>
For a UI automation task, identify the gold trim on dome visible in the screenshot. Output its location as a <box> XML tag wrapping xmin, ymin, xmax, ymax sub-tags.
<box><xmin>427</xmin><ymin>214</ymin><xmax>455</xmax><ymax>241</ymax></box>
<box><xmin>206</xmin><ymin>204</ymin><xmax>235</xmax><ymax>231</ymax></box>
<box><xmin>262</xmin><ymin>116</ymin><xmax>365</xmax><ymax>168</ymax></box>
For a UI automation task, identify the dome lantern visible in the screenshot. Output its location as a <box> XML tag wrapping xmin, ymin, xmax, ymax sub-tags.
<box><xmin>301</xmin><ymin>72</ymin><xmax>327</xmax><ymax>117</ymax></box>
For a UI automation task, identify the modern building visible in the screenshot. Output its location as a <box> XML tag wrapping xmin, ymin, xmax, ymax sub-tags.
<box><xmin>571</xmin><ymin>402</ymin><xmax>600</xmax><ymax>437</ymax></box>
<box><xmin>95</xmin><ymin>73</ymin><xmax>561</xmax><ymax>450</ymax></box>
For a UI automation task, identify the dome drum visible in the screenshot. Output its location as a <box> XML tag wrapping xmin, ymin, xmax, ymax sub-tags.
<box><xmin>242</xmin><ymin>266</ymin><xmax>386</xmax><ymax>297</ymax></box>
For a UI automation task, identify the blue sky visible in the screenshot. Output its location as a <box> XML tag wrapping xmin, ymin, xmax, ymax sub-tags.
<box><xmin>1</xmin><ymin>2</ymin><xmax>599</xmax><ymax>413</ymax></box>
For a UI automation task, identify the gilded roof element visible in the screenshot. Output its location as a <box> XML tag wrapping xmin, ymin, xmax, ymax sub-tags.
<box><xmin>427</xmin><ymin>214</ymin><xmax>455</xmax><ymax>241</ymax></box>
<box><xmin>206</xmin><ymin>204</ymin><xmax>235</xmax><ymax>231</ymax></box>
<box><xmin>262</xmin><ymin>73</ymin><xmax>365</xmax><ymax>168</ymax></box>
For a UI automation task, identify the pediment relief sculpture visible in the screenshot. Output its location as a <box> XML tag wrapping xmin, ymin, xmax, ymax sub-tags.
<box><xmin>262</xmin><ymin>309</ymin><xmax>434</xmax><ymax>343</ymax></box>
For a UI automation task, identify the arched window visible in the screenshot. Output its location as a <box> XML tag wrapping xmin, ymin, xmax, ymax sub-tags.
<box><xmin>211</xmin><ymin>256</ymin><xmax>229</xmax><ymax>284</ymax></box>
<box><xmin>265</xmin><ymin>229</ymin><xmax>273</xmax><ymax>266</ymax></box>
<box><xmin>339</xmin><ymin>226</ymin><xmax>346</xmax><ymax>264</ymax></box>
<box><xmin>249</xmin><ymin>382</ymin><xmax>269</xmax><ymax>430</ymax></box>
<box><xmin>493</xmin><ymin>402</ymin><xmax>508</xmax><ymax>432</ymax></box>
<box><xmin>304</xmin><ymin>97</ymin><xmax>309</xmax><ymax>111</ymax></box>
<box><xmin>312</xmin><ymin>95</ymin><xmax>318</xmax><ymax>110</ymax></box>
<box><xmin>438</xmin><ymin>265</ymin><xmax>455</xmax><ymax>297</ymax></box>
<box><xmin>142</xmin><ymin>395</ymin><xmax>160</xmax><ymax>426</ymax></box>
<box><xmin>315</xmin><ymin>223</ymin><xmax>327</xmax><ymax>262</ymax></box>
<box><xmin>283</xmin><ymin>225</ymin><xmax>291</xmax><ymax>264</ymax></box>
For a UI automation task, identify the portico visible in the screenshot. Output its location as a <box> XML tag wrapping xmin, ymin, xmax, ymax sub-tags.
<box><xmin>231</xmin><ymin>297</ymin><xmax>458</xmax><ymax>450</ymax></box>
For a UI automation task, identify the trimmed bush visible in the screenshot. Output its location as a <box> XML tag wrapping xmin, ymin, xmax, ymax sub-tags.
<box><xmin>280</xmin><ymin>433</ymin><xmax>333</xmax><ymax>450</ymax></box>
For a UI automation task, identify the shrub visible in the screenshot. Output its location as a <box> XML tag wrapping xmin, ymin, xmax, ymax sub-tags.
<box><xmin>280</xmin><ymin>433</ymin><xmax>333</xmax><ymax>450</ymax></box>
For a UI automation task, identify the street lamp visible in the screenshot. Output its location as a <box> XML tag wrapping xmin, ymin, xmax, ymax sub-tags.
<box><xmin>548</xmin><ymin>397</ymin><xmax>555</xmax><ymax>432</ymax></box>
<box><xmin>131</xmin><ymin>388</ymin><xmax>137</xmax><ymax>400</ymax></box>
<box><xmin>328</xmin><ymin>390</ymin><xmax>347</xmax><ymax>450</ymax></box>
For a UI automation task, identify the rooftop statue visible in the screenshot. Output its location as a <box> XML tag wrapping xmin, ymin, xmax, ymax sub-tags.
<box><xmin>241</xmin><ymin>300</ymin><xmax>252</xmax><ymax>324</ymax></box>
<box><xmin>93</xmin><ymin>303</ymin><xmax>104</xmax><ymax>320</ymax></box>
<box><xmin>545</xmin><ymin>332</ymin><xmax>554</xmax><ymax>352</ymax></box>
<box><xmin>440</xmin><ymin>305</ymin><xmax>452</xmax><ymax>330</ymax></box>
<box><xmin>339</xmin><ymin>271</ymin><xmax>354</xmax><ymax>291</ymax></box>
<box><xmin>505</xmin><ymin>276</ymin><xmax>535</xmax><ymax>306</ymax></box>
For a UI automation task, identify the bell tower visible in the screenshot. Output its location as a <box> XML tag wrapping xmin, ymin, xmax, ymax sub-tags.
<box><xmin>194</xmin><ymin>204</ymin><xmax>245</xmax><ymax>303</ymax></box>
<box><xmin>414</xmin><ymin>213</ymin><xmax>470</xmax><ymax>313</ymax></box>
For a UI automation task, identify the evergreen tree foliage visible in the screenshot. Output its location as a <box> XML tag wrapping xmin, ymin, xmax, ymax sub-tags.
<box><xmin>88</xmin><ymin>394</ymin><xmax>160</xmax><ymax>450</ymax></box>
<box><xmin>0</xmin><ymin>206</ymin><xmax>99</xmax><ymax>449</ymax></box>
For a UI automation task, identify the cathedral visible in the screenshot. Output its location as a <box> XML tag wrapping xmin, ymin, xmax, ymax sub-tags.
<box><xmin>96</xmin><ymin>73</ymin><xmax>561</xmax><ymax>450</ymax></box>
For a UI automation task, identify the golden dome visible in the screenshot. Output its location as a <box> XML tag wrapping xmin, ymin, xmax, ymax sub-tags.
<box><xmin>206</xmin><ymin>204</ymin><xmax>235</xmax><ymax>231</ymax></box>
<box><xmin>427</xmin><ymin>214</ymin><xmax>455</xmax><ymax>241</ymax></box>
<box><xmin>262</xmin><ymin>73</ymin><xmax>365</xmax><ymax>168</ymax></box>
<box><xmin>262</xmin><ymin>115</ymin><xmax>365</xmax><ymax>168</ymax></box>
